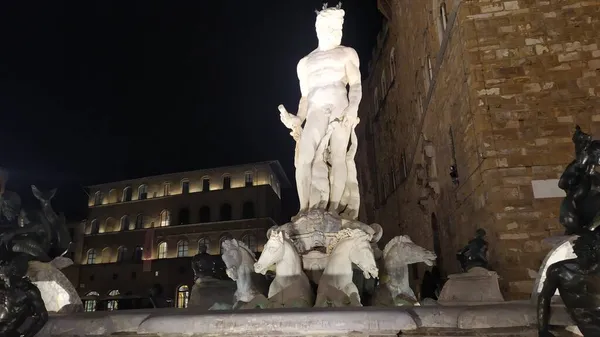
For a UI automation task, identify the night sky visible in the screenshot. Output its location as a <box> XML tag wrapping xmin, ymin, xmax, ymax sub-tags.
<box><xmin>0</xmin><ymin>1</ymin><xmax>382</xmax><ymax>219</ymax></box>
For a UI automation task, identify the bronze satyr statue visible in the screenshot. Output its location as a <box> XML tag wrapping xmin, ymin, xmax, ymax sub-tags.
<box><xmin>558</xmin><ymin>125</ymin><xmax>600</xmax><ymax>235</ymax></box>
<box><xmin>456</xmin><ymin>228</ymin><xmax>489</xmax><ymax>272</ymax></box>
<box><xmin>538</xmin><ymin>230</ymin><xmax>600</xmax><ymax>336</ymax></box>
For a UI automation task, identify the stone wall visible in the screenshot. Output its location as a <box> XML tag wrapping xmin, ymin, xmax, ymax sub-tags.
<box><xmin>357</xmin><ymin>0</ymin><xmax>600</xmax><ymax>299</ymax></box>
<box><xmin>36</xmin><ymin>302</ymin><xmax>578</xmax><ymax>337</ymax></box>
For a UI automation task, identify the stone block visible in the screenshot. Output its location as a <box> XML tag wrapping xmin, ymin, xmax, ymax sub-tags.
<box><xmin>27</xmin><ymin>260</ymin><xmax>83</xmax><ymax>313</ymax></box>
<box><xmin>139</xmin><ymin>307</ymin><xmax>418</xmax><ymax>336</ymax></box>
<box><xmin>35</xmin><ymin>302</ymin><xmax>578</xmax><ymax>336</ymax></box>
<box><xmin>438</xmin><ymin>267</ymin><xmax>505</xmax><ymax>305</ymax></box>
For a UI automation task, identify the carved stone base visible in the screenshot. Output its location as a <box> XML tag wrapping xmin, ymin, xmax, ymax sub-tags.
<box><xmin>437</xmin><ymin>267</ymin><xmax>505</xmax><ymax>305</ymax></box>
<box><xmin>27</xmin><ymin>260</ymin><xmax>83</xmax><ymax>313</ymax></box>
<box><xmin>278</xmin><ymin>209</ymin><xmax>382</xmax><ymax>257</ymax></box>
<box><xmin>189</xmin><ymin>278</ymin><xmax>236</xmax><ymax>310</ymax></box>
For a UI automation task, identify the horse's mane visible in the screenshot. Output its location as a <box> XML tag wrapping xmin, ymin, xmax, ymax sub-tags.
<box><xmin>235</xmin><ymin>240</ymin><xmax>256</xmax><ymax>262</ymax></box>
<box><xmin>327</xmin><ymin>228</ymin><xmax>370</xmax><ymax>254</ymax></box>
<box><xmin>383</xmin><ymin>235</ymin><xmax>413</xmax><ymax>258</ymax></box>
<box><xmin>222</xmin><ymin>239</ymin><xmax>256</xmax><ymax>266</ymax></box>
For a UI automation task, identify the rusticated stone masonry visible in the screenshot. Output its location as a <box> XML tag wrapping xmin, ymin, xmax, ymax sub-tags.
<box><xmin>358</xmin><ymin>0</ymin><xmax>600</xmax><ymax>299</ymax></box>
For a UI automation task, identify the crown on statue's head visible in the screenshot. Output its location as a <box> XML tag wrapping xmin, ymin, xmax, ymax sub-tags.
<box><xmin>315</xmin><ymin>2</ymin><xmax>345</xmax><ymax>28</ymax></box>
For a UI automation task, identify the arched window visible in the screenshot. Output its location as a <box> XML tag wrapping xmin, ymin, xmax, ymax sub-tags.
<box><xmin>108</xmin><ymin>189</ymin><xmax>117</xmax><ymax>203</ymax></box>
<box><xmin>219</xmin><ymin>234</ymin><xmax>232</xmax><ymax>255</ymax></box>
<box><xmin>123</xmin><ymin>186</ymin><xmax>132</xmax><ymax>202</ymax></box>
<box><xmin>133</xmin><ymin>246</ymin><xmax>143</xmax><ymax>262</ymax></box>
<box><xmin>219</xmin><ymin>203</ymin><xmax>232</xmax><ymax>221</ymax></box>
<box><xmin>163</xmin><ymin>182</ymin><xmax>171</xmax><ymax>196</ymax></box>
<box><xmin>181</xmin><ymin>179</ymin><xmax>190</xmax><ymax>194</ymax></box>
<box><xmin>390</xmin><ymin>48</ymin><xmax>396</xmax><ymax>80</ymax></box>
<box><xmin>160</xmin><ymin>210</ymin><xmax>170</xmax><ymax>227</ymax></box>
<box><xmin>101</xmin><ymin>247</ymin><xmax>111</xmax><ymax>263</ymax></box>
<box><xmin>120</xmin><ymin>215</ymin><xmax>129</xmax><ymax>231</ymax></box>
<box><xmin>199</xmin><ymin>206</ymin><xmax>211</xmax><ymax>223</ymax></box>
<box><xmin>134</xmin><ymin>214</ymin><xmax>144</xmax><ymax>229</ymax></box>
<box><xmin>86</xmin><ymin>249</ymin><xmax>97</xmax><ymax>264</ymax></box>
<box><xmin>138</xmin><ymin>184</ymin><xmax>148</xmax><ymax>200</ymax></box>
<box><xmin>116</xmin><ymin>246</ymin><xmax>127</xmax><ymax>263</ymax></box>
<box><xmin>177</xmin><ymin>240</ymin><xmax>189</xmax><ymax>257</ymax></box>
<box><xmin>198</xmin><ymin>237</ymin><xmax>210</xmax><ymax>254</ymax></box>
<box><xmin>244</xmin><ymin>172</ymin><xmax>253</xmax><ymax>187</ymax></box>
<box><xmin>84</xmin><ymin>291</ymin><xmax>99</xmax><ymax>312</ymax></box>
<box><xmin>90</xmin><ymin>219</ymin><xmax>99</xmax><ymax>234</ymax></box>
<box><xmin>104</xmin><ymin>217</ymin><xmax>116</xmax><ymax>233</ymax></box>
<box><xmin>176</xmin><ymin>285</ymin><xmax>190</xmax><ymax>308</ymax></box>
<box><xmin>94</xmin><ymin>191</ymin><xmax>103</xmax><ymax>206</ymax></box>
<box><xmin>440</xmin><ymin>2</ymin><xmax>448</xmax><ymax>31</ymax></box>
<box><xmin>202</xmin><ymin>177</ymin><xmax>210</xmax><ymax>192</ymax></box>
<box><xmin>178</xmin><ymin>208</ymin><xmax>190</xmax><ymax>225</ymax></box>
<box><xmin>158</xmin><ymin>242</ymin><xmax>168</xmax><ymax>259</ymax></box>
<box><xmin>242</xmin><ymin>201</ymin><xmax>255</xmax><ymax>219</ymax></box>
<box><xmin>107</xmin><ymin>290</ymin><xmax>120</xmax><ymax>311</ymax></box>
<box><xmin>242</xmin><ymin>234</ymin><xmax>257</xmax><ymax>252</ymax></box>
<box><xmin>222</xmin><ymin>175</ymin><xmax>231</xmax><ymax>189</ymax></box>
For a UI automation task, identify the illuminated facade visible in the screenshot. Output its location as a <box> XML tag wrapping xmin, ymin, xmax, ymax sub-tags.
<box><xmin>69</xmin><ymin>161</ymin><xmax>289</xmax><ymax>310</ymax></box>
<box><xmin>357</xmin><ymin>0</ymin><xmax>600</xmax><ymax>299</ymax></box>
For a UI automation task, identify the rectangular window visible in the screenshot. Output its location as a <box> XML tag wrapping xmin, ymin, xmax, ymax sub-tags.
<box><xmin>245</xmin><ymin>172</ymin><xmax>253</xmax><ymax>187</ymax></box>
<box><xmin>202</xmin><ymin>178</ymin><xmax>210</xmax><ymax>192</ymax></box>
<box><xmin>84</xmin><ymin>300</ymin><xmax>96</xmax><ymax>312</ymax></box>
<box><xmin>177</xmin><ymin>243</ymin><xmax>188</xmax><ymax>257</ymax></box>
<box><xmin>223</xmin><ymin>176</ymin><xmax>231</xmax><ymax>189</ymax></box>
<box><xmin>181</xmin><ymin>180</ymin><xmax>189</xmax><ymax>194</ymax></box>
<box><xmin>427</xmin><ymin>56</ymin><xmax>434</xmax><ymax>81</ymax></box>
<box><xmin>163</xmin><ymin>182</ymin><xmax>170</xmax><ymax>196</ymax></box>
<box><xmin>440</xmin><ymin>3</ymin><xmax>448</xmax><ymax>31</ymax></box>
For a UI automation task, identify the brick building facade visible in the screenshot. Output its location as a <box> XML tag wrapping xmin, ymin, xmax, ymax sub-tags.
<box><xmin>356</xmin><ymin>0</ymin><xmax>600</xmax><ymax>299</ymax></box>
<box><xmin>68</xmin><ymin>161</ymin><xmax>289</xmax><ymax>310</ymax></box>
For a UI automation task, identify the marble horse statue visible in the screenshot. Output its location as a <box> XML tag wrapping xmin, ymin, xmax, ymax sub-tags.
<box><xmin>220</xmin><ymin>239</ymin><xmax>263</xmax><ymax>306</ymax></box>
<box><xmin>254</xmin><ymin>229</ymin><xmax>314</xmax><ymax>308</ymax></box>
<box><xmin>315</xmin><ymin>228</ymin><xmax>378</xmax><ymax>307</ymax></box>
<box><xmin>373</xmin><ymin>236</ymin><xmax>437</xmax><ymax>306</ymax></box>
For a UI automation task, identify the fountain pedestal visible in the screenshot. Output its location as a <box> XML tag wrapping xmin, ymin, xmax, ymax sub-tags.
<box><xmin>438</xmin><ymin>267</ymin><xmax>505</xmax><ymax>306</ymax></box>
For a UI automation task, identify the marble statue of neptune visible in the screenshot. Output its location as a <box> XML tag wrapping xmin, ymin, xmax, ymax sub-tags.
<box><xmin>279</xmin><ymin>3</ymin><xmax>362</xmax><ymax>219</ymax></box>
